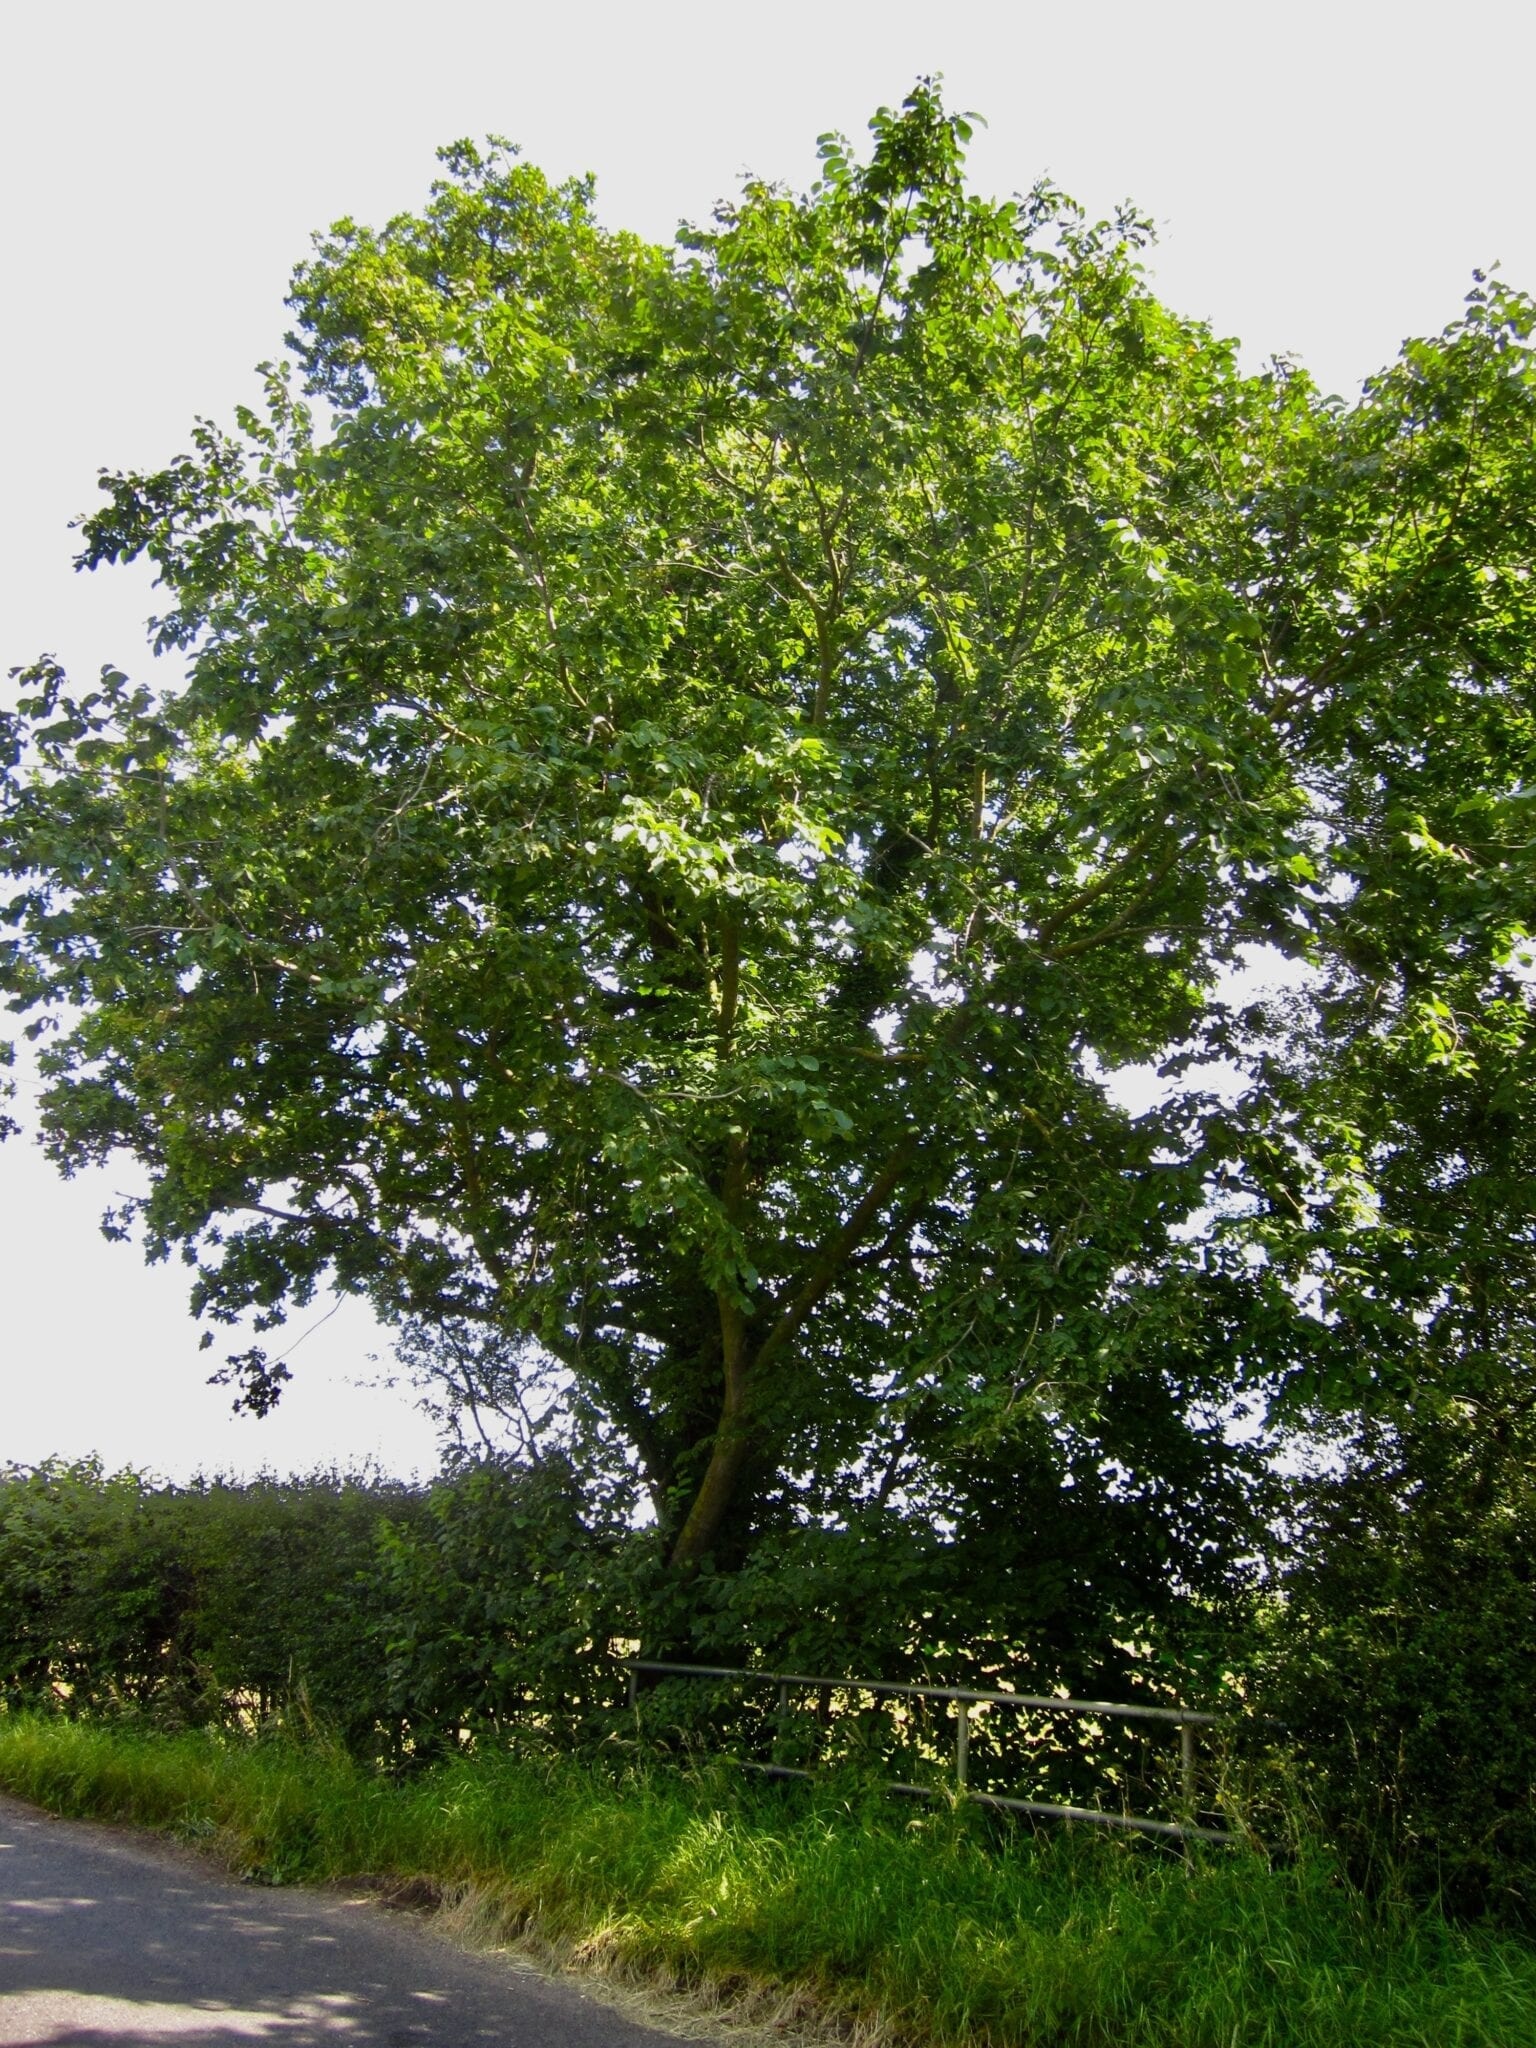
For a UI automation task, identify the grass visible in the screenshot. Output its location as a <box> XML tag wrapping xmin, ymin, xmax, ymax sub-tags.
<box><xmin>0</xmin><ymin>1713</ymin><xmax>1532</xmax><ymax>2048</ymax></box>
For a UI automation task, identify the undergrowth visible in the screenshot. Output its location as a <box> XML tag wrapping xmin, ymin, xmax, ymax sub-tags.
<box><xmin>0</xmin><ymin>1713</ymin><xmax>1531</xmax><ymax>2048</ymax></box>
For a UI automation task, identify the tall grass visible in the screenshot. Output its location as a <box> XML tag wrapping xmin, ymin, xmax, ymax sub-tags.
<box><xmin>0</xmin><ymin>1713</ymin><xmax>1530</xmax><ymax>2048</ymax></box>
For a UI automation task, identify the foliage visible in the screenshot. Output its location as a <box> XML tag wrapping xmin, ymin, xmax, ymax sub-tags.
<box><xmin>0</xmin><ymin>1460</ymin><xmax>418</xmax><ymax>1745</ymax></box>
<box><xmin>1262</xmin><ymin>1390</ymin><xmax>1536</xmax><ymax>1924</ymax></box>
<box><xmin>0</xmin><ymin>1460</ymin><xmax>176</xmax><ymax>1714</ymax></box>
<box><xmin>9</xmin><ymin>86</ymin><xmax>1536</xmax><ymax>1580</ymax></box>
<box><xmin>0</xmin><ymin>1459</ymin><xmax>1237</xmax><ymax>1774</ymax></box>
<box><xmin>375</xmin><ymin>1453</ymin><xmax>640</xmax><ymax>1753</ymax></box>
<box><xmin>6</xmin><ymin>1450</ymin><xmax>1536</xmax><ymax>1912</ymax></box>
<box><xmin>1253</xmin><ymin>902</ymin><xmax>1536</xmax><ymax>1924</ymax></box>
<box><xmin>5</xmin><ymin>86</ymin><xmax>1536</xmax><ymax>1921</ymax></box>
<box><xmin>2</xmin><ymin>1714</ymin><xmax>1533</xmax><ymax>2048</ymax></box>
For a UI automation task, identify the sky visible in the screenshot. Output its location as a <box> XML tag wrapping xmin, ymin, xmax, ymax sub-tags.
<box><xmin>4</xmin><ymin>0</ymin><xmax>1533</xmax><ymax>1481</ymax></box>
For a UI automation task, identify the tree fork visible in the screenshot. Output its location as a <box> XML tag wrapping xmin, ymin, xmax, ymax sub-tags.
<box><xmin>668</xmin><ymin>1135</ymin><xmax>919</xmax><ymax>1567</ymax></box>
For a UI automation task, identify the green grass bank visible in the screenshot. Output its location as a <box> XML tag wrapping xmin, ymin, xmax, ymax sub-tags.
<box><xmin>0</xmin><ymin>1715</ymin><xmax>1531</xmax><ymax>2048</ymax></box>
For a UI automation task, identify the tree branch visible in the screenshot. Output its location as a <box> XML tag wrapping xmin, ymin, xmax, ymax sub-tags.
<box><xmin>750</xmin><ymin>1134</ymin><xmax>921</xmax><ymax>1379</ymax></box>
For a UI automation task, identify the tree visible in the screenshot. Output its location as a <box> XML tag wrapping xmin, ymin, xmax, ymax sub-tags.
<box><xmin>5</xmin><ymin>85</ymin><xmax>1536</xmax><ymax>1585</ymax></box>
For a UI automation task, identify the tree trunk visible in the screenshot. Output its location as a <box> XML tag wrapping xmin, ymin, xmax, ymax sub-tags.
<box><xmin>669</xmin><ymin>1284</ymin><xmax>753</xmax><ymax>1567</ymax></box>
<box><xmin>668</xmin><ymin>1410</ymin><xmax>754</xmax><ymax>1567</ymax></box>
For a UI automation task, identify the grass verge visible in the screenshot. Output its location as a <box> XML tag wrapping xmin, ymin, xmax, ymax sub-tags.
<box><xmin>0</xmin><ymin>1712</ymin><xmax>1531</xmax><ymax>2048</ymax></box>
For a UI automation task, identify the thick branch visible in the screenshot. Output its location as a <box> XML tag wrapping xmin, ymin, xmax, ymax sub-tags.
<box><xmin>1033</xmin><ymin>822</ymin><xmax>1169</xmax><ymax>950</ymax></box>
<box><xmin>751</xmin><ymin>1134</ymin><xmax>921</xmax><ymax>1379</ymax></box>
<box><xmin>1042</xmin><ymin>837</ymin><xmax>1186</xmax><ymax>959</ymax></box>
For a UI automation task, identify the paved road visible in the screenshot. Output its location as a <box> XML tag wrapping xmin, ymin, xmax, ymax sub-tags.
<box><xmin>0</xmin><ymin>1793</ymin><xmax>676</xmax><ymax>2046</ymax></box>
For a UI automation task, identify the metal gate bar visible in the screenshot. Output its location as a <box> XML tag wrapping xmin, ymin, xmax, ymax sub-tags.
<box><xmin>622</xmin><ymin>1658</ymin><xmax>1237</xmax><ymax>1845</ymax></box>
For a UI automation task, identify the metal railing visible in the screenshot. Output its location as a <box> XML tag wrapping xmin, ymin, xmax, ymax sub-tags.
<box><xmin>622</xmin><ymin>1658</ymin><xmax>1238</xmax><ymax>1845</ymax></box>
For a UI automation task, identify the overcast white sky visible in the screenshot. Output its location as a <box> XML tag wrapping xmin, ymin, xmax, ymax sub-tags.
<box><xmin>3</xmin><ymin>0</ymin><xmax>1532</xmax><ymax>1480</ymax></box>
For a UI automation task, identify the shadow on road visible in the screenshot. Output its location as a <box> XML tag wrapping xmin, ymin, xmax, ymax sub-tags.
<box><xmin>0</xmin><ymin>1796</ymin><xmax>666</xmax><ymax>2047</ymax></box>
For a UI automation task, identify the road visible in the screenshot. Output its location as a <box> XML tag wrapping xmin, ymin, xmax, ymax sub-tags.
<box><xmin>0</xmin><ymin>1793</ymin><xmax>678</xmax><ymax>2046</ymax></box>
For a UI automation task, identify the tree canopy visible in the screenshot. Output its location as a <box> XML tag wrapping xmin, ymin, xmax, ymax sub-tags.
<box><xmin>5</xmin><ymin>85</ymin><xmax>1536</xmax><ymax>1588</ymax></box>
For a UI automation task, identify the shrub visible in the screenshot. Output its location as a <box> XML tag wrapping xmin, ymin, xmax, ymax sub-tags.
<box><xmin>1261</xmin><ymin>1399</ymin><xmax>1536</xmax><ymax>1923</ymax></box>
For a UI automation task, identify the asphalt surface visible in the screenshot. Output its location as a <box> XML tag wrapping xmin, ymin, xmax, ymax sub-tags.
<box><xmin>0</xmin><ymin>1793</ymin><xmax>677</xmax><ymax>2047</ymax></box>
